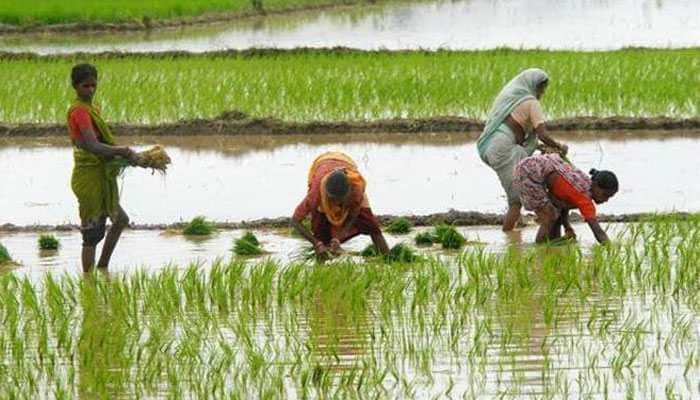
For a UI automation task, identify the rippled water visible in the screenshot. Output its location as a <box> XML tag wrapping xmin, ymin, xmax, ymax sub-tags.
<box><xmin>1</xmin><ymin>0</ymin><xmax>697</xmax><ymax>54</ymax></box>
<box><xmin>1</xmin><ymin>132</ymin><xmax>699</xmax><ymax>227</ymax></box>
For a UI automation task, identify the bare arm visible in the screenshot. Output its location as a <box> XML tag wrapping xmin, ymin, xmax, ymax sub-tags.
<box><xmin>74</xmin><ymin>127</ymin><xmax>134</xmax><ymax>160</ymax></box>
<box><xmin>587</xmin><ymin>219</ymin><xmax>610</xmax><ymax>244</ymax></box>
<box><xmin>534</xmin><ymin>124</ymin><xmax>568</xmax><ymax>154</ymax></box>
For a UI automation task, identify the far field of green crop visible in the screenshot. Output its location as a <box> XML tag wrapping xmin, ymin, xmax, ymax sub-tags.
<box><xmin>0</xmin><ymin>0</ymin><xmax>360</xmax><ymax>26</ymax></box>
<box><xmin>0</xmin><ymin>48</ymin><xmax>696</xmax><ymax>124</ymax></box>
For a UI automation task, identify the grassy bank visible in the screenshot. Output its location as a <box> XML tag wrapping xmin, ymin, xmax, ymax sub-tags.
<box><xmin>1</xmin><ymin>215</ymin><xmax>700</xmax><ymax>398</ymax></box>
<box><xmin>0</xmin><ymin>48</ymin><xmax>697</xmax><ymax>124</ymax></box>
<box><xmin>0</xmin><ymin>0</ymin><xmax>365</xmax><ymax>26</ymax></box>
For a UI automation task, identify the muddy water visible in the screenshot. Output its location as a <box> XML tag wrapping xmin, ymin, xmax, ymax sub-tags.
<box><xmin>1</xmin><ymin>132</ymin><xmax>699</xmax><ymax>227</ymax></box>
<box><xmin>2</xmin><ymin>222</ymin><xmax>619</xmax><ymax>278</ymax></box>
<box><xmin>1</xmin><ymin>0</ymin><xmax>697</xmax><ymax>54</ymax></box>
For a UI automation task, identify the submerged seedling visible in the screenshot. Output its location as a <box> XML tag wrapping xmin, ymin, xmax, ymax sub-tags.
<box><xmin>385</xmin><ymin>243</ymin><xmax>418</xmax><ymax>263</ymax></box>
<box><xmin>385</xmin><ymin>217</ymin><xmax>413</xmax><ymax>235</ymax></box>
<box><xmin>0</xmin><ymin>242</ymin><xmax>11</xmax><ymax>263</ymax></box>
<box><xmin>433</xmin><ymin>224</ymin><xmax>466</xmax><ymax>249</ymax></box>
<box><xmin>414</xmin><ymin>232</ymin><xmax>436</xmax><ymax>247</ymax></box>
<box><xmin>183</xmin><ymin>216</ymin><xmax>215</xmax><ymax>236</ymax></box>
<box><xmin>233</xmin><ymin>232</ymin><xmax>263</xmax><ymax>256</ymax></box>
<box><xmin>37</xmin><ymin>234</ymin><xmax>60</xmax><ymax>251</ymax></box>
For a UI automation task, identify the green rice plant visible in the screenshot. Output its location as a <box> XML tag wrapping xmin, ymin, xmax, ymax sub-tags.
<box><xmin>0</xmin><ymin>0</ymin><xmax>368</xmax><ymax>26</ymax></box>
<box><xmin>0</xmin><ymin>242</ymin><xmax>11</xmax><ymax>263</ymax></box>
<box><xmin>233</xmin><ymin>232</ymin><xmax>263</xmax><ymax>256</ymax></box>
<box><xmin>37</xmin><ymin>234</ymin><xmax>60</xmax><ymax>250</ymax></box>
<box><xmin>414</xmin><ymin>231</ymin><xmax>436</xmax><ymax>246</ymax></box>
<box><xmin>384</xmin><ymin>243</ymin><xmax>417</xmax><ymax>263</ymax></box>
<box><xmin>431</xmin><ymin>223</ymin><xmax>466</xmax><ymax>249</ymax></box>
<box><xmin>183</xmin><ymin>216</ymin><xmax>215</xmax><ymax>236</ymax></box>
<box><xmin>360</xmin><ymin>244</ymin><xmax>379</xmax><ymax>258</ymax></box>
<box><xmin>385</xmin><ymin>217</ymin><xmax>413</xmax><ymax>235</ymax></box>
<box><xmin>0</xmin><ymin>48</ymin><xmax>696</xmax><ymax>124</ymax></box>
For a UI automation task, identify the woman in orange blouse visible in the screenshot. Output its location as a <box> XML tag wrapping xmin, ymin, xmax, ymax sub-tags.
<box><xmin>513</xmin><ymin>154</ymin><xmax>619</xmax><ymax>244</ymax></box>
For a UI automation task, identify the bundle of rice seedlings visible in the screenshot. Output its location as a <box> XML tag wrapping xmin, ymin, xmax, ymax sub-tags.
<box><xmin>136</xmin><ymin>145</ymin><xmax>172</xmax><ymax>173</ymax></box>
<box><xmin>38</xmin><ymin>234</ymin><xmax>60</xmax><ymax>250</ymax></box>
<box><xmin>414</xmin><ymin>231</ymin><xmax>436</xmax><ymax>246</ymax></box>
<box><xmin>360</xmin><ymin>244</ymin><xmax>379</xmax><ymax>258</ymax></box>
<box><xmin>436</xmin><ymin>225</ymin><xmax>466</xmax><ymax>249</ymax></box>
<box><xmin>385</xmin><ymin>243</ymin><xmax>418</xmax><ymax>263</ymax></box>
<box><xmin>0</xmin><ymin>242</ymin><xmax>11</xmax><ymax>264</ymax></box>
<box><xmin>233</xmin><ymin>232</ymin><xmax>263</xmax><ymax>256</ymax></box>
<box><xmin>385</xmin><ymin>217</ymin><xmax>413</xmax><ymax>234</ymax></box>
<box><xmin>183</xmin><ymin>216</ymin><xmax>215</xmax><ymax>236</ymax></box>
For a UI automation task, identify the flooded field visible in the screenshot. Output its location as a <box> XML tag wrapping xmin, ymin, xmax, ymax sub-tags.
<box><xmin>1</xmin><ymin>132</ymin><xmax>699</xmax><ymax>226</ymax></box>
<box><xmin>1</xmin><ymin>216</ymin><xmax>699</xmax><ymax>398</ymax></box>
<box><xmin>1</xmin><ymin>0</ymin><xmax>698</xmax><ymax>54</ymax></box>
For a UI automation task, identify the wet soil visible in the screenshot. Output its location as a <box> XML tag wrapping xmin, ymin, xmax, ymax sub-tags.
<box><xmin>2</xmin><ymin>113</ymin><xmax>699</xmax><ymax>138</ymax></box>
<box><xmin>0</xmin><ymin>211</ymin><xmax>684</xmax><ymax>233</ymax></box>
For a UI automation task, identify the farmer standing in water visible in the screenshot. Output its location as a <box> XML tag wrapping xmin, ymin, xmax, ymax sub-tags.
<box><xmin>513</xmin><ymin>153</ymin><xmax>619</xmax><ymax>244</ymax></box>
<box><xmin>477</xmin><ymin>68</ymin><xmax>569</xmax><ymax>231</ymax></box>
<box><xmin>67</xmin><ymin>63</ymin><xmax>140</xmax><ymax>272</ymax></box>
<box><xmin>292</xmin><ymin>151</ymin><xmax>389</xmax><ymax>259</ymax></box>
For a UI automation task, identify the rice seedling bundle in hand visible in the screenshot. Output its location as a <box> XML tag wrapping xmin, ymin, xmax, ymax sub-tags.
<box><xmin>0</xmin><ymin>242</ymin><xmax>11</xmax><ymax>263</ymax></box>
<box><xmin>38</xmin><ymin>234</ymin><xmax>60</xmax><ymax>250</ymax></box>
<box><xmin>183</xmin><ymin>216</ymin><xmax>215</xmax><ymax>236</ymax></box>
<box><xmin>385</xmin><ymin>217</ymin><xmax>413</xmax><ymax>234</ymax></box>
<box><xmin>233</xmin><ymin>232</ymin><xmax>264</xmax><ymax>256</ymax></box>
<box><xmin>136</xmin><ymin>145</ymin><xmax>172</xmax><ymax>173</ymax></box>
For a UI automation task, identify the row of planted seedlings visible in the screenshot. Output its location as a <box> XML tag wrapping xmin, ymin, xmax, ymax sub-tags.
<box><xmin>1</xmin><ymin>215</ymin><xmax>700</xmax><ymax>398</ymax></box>
<box><xmin>0</xmin><ymin>48</ymin><xmax>696</xmax><ymax>124</ymax></box>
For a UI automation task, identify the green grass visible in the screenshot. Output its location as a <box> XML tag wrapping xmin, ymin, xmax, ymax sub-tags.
<box><xmin>233</xmin><ymin>231</ymin><xmax>264</xmax><ymax>256</ymax></box>
<box><xmin>37</xmin><ymin>234</ymin><xmax>60</xmax><ymax>250</ymax></box>
<box><xmin>384</xmin><ymin>217</ymin><xmax>413</xmax><ymax>234</ymax></box>
<box><xmin>0</xmin><ymin>48</ymin><xmax>696</xmax><ymax>124</ymax></box>
<box><xmin>0</xmin><ymin>242</ymin><xmax>10</xmax><ymax>263</ymax></box>
<box><xmin>1</xmin><ymin>215</ymin><xmax>699</xmax><ymax>398</ymax></box>
<box><xmin>414</xmin><ymin>231</ymin><xmax>435</xmax><ymax>246</ymax></box>
<box><xmin>0</xmin><ymin>0</ymin><xmax>365</xmax><ymax>26</ymax></box>
<box><xmin>183</xmin><ymin>216</ymin><xmax>215</xmax><ymax>236</ymax></box>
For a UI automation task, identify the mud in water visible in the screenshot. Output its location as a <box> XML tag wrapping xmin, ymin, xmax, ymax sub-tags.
<box><xmin>2</xmin><ymin>113</ymin><xmax>700</xmax><ymax>138</ymax></box>
<box><xmin>1</xmin><ymin>132</ymin><xmax>699</xmax><ymax>227</ymax></box>
<box><xmin>0</xmin><ymin>0</ymin><xmax>698</xmax><ymax>52</ymax></box>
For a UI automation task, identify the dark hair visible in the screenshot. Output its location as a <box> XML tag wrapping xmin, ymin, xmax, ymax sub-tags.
<box><xmin>325</xmin><ymin>170</ymin><xmax>350</xmax><ymax>199</ymax></box>
<box><xmin>590</xmin><ymin>169</ymin><xmax>618</xmax><ymax>193</ymax></box>
<box><xmin>537</xmin><ymin>78</ymin><xmax>549</xmax><ymax>89</ymax></box>
<box><xmin>71</xmin><ymin>63</ymin><xmax>98</xmax><ymax>86</ymax></box>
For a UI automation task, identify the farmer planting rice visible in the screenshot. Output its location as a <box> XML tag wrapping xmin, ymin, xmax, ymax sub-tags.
<box><xmin>513</xmin><ymin>153</ymin><xmax>619</xmax><ymax>244</ymax></box>
<box><xmin>67</xmin><ymin>63</ymin><xmax>141</xmax><ymax>272</ymax></box>
<box><xmin>292</xmin><ymin>151</ymin><xmax>389</xmax><ymax>259</ymax></box>
<box><xmin>477</xmin><ymin>68</ymin><xmax>569</xmax><ymax>232</ymax></box>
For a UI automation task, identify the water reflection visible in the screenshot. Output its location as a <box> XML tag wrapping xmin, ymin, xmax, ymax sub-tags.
<box><xmin>1</xmin><ymin>132</ymin><xmax>699</xmax><ymax>226</ymax></box>
<box><xmin>0</xmin><ymin>0</ymin><xmax>697</xmax><ymax>54</ymax></box>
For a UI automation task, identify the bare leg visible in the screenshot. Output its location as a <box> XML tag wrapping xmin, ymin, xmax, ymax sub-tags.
<box><xmin>502</xmin><ymin>203</ymin><xmax>522</xmax><ymax>232</ymax></box>
<box><xmin>81</xmin><ymin>246</ymin><xmax>96</xmax><ymax>273</ymax></box>
<box><xmin>535</xmin><ymin>205</ymin><xmax>559</xmax><ymax>244</ymax></box>
<box><xmin>96</xmin><ymin>207</ymin><xmax>130</xmax><ymax>270</ymax></box>
<box><xmin>371</xmin><ymin>232</ymin><xmax>390</xmax><ymax>255</ymax></box>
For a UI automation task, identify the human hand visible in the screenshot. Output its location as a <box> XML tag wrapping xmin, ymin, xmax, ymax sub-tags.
<box><xmin>559</xmin><ymin>143</ymin><xmax>569</xmax><ymax>156</ymax></box>
<box><xmin>314</xmin><ymin>241</ymin><xmax>330</xmax><ymax>257</ymax></box>
<box><xmin>329</xmin><ymin>238</ymin><xmax>343</xmax><ymax>256</ymax></box>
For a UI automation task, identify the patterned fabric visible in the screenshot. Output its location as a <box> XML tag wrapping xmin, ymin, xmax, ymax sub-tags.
<box><xmin>514</xmin><ymin>154</ymin><xmax>592</xmax><ymax>212</ymax></box>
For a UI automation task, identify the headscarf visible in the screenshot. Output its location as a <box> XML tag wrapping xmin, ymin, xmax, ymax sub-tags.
<box><xmin>476</xmin><ymin>68</ymin><xmax>549</xmax><ymax>159</ymax></box>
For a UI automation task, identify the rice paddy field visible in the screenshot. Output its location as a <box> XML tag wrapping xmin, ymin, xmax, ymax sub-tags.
<box><xmin>0</xmin><ymin>48</ymin><xmax>697</xmax><ymax>124</ymax></box>
<box><xmin>2</xmin><ymin>1</ymin><xmax>699</xmax><ymax>398</ymax></box>
<box><xmin>2</xmin><ymin>216</ymin><xmax>700</xmax><ymax>398</ymax></box>
<box><xmin>0</xmin><ymin>0</ymin><xmax>365</xmax><ymax>26</ymax></box>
